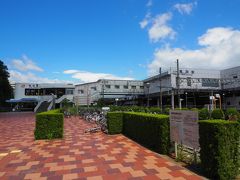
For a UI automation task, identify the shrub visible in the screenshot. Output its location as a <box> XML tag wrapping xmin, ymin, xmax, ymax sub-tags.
<box><xmin>199</xmin><ymin>120</ymin><xmax>240</xmax><ymax>179</ymax></box>
<box><xmin>211</xmin><ymin>108</ymin><xmax>224</xmax><ymax>119</ymax></box>
<box><xmin>191</xmin><ymin>108</ymin><xmax>199</xmax><ymax>112</ymax></box>
<box><xmin>34</xmin><ymin>109</ymin><xmax>64</xmax><ymax>140</ymax></box>
<box><xmin>147</xmin><ymin>107</ymin><xmax>162</xmax><ymax>114</ymax></box>
<box><xmin>175</xmin><ymin>108</ymin><xmax>189</xmax><ymax>110</ymax></box>
<box><xmin>164</xmin><ymin>107</ymin><xmax>171</xmax><ymax>115</ymax></box>
<box><xmin>199</xmin><ymin>108</ymin><xmax>209</xmax><ymax>120</ymax></box>
<box><xmin>107</xmin><ymin>112</ymin><xmax>123</xmax><ymax>134</ymax></box>
<box><xmin>225</xmin><ymin>108</ymin><xmax>239</xmax><ymax>121</ymax></box>
<box><xmin>123</xmin><ymin>112</ymin><xmax>170</xmax><ymax>154</ymax></box>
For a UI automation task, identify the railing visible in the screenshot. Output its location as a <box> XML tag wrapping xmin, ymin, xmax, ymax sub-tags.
<box><xmin>55</xmin><ymin>95</ymin><xmax>73</xmax><ymax>104</ymax></box>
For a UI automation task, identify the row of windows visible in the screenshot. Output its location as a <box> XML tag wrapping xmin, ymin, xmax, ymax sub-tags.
<box><xmin>25</xmin><ymin>88</ymin><xmax>73</xmax><ymax>96</ymax></box>
<box><xmin>104</xmin><ymin>85</ymin><xmax>144</xmax><ymax>90</ymax></box>
<box><xmin>78</xmin><ymin>85</ymin><xmax>144</xmax><ymax>94</ymax></box>
<box><xmin>180</xmin><ymin>78</ymin><xmax>220</xmax><ymax>87</ymax></box>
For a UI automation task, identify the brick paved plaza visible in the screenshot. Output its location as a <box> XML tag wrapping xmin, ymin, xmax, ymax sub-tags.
<box><xmin>0</xmin><ymin>112</ymin><xmax>203</xmax><ymax>180</ymax></box>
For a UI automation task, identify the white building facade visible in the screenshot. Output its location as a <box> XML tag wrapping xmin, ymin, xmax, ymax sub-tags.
<box><xmin>74</xmin><ymin>79</ymin><xmax>144</xmax><ymax>106</ymax></box>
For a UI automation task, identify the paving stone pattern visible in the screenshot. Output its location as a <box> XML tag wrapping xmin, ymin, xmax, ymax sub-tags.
<box><xmin>0</xmin><ymin>112</ymin><xmax>203</xmax><ymax>180</ymax></box>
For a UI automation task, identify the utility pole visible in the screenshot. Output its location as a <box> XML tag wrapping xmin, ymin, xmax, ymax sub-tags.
<box><xmin>146</xmin><ymin>82</ymin><xmax>150</xmax><ymax>107</ymax></box>
<box><xmin>159</xmin><ymin>67</ymin><xmax>163</xmax><ymax>113</ymax></box>
<box><xmin>176</xmin><ymin>59</ymin><xmax>181</xmax><ymax>108</ymax></box>
<box><xmin>102</xmin><ymin>79</ymin><xmax>105</xmax><ymax>101</ymax></box>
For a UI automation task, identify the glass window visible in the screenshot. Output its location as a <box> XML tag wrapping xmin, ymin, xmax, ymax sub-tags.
<box><xmin>25</xmin><ymin>89</ymin><xmax>39</xmax><ymax>96</ymax></box>
<box><xmin>140</xmin><ymin>86</ymin><xmax>144</xmax><ymax>89</ymax></box>
<box><xmin>105</xmin><ymin>85</ymin><xmax>111</xmax><ymax>89</ymax></box>
<box><xmin>115</xmin><ymin>85</ymin><xmax>120</xmax><ymax>89</ymax></box>
<box><xmin>78</xmin><ymin>90</ymin><xmax>84</xmax><ymax>94</ymax></box>
<box><xmin>131</xmin><ymin>86</ymin><xmax>136</xmax><ymax>89</ymax></box>
<box><xmin>66</xmin><ymin>89</ymin><xmax>73</xmax><ymax>95</ymax></box>
<box><xmin>202</xmin><ymin>78</ymin><xmax>219</xmax><ymax>87</ymax></box>
<box><xmin>123</xmin><ymin>85</ymin><xmax>128</xmax><ymax>89</ymax></box>
<box><xmin>91</xmin><ymin>87</ymin><xmax>97</xmax><ymax>91</ymax></box>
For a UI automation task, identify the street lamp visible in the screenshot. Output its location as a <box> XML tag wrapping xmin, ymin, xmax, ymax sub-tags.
<box><xmin>180</xmin><ymin>98</ymin><xmax>184</xmax><ymax>109</ymax></box>
<box><xmin>115</xmin><ymin>98</ymin><xmax>119</xmax><ymax>106</ymax></box>
<box><xmin>146</xmin><ymin>82</ymin><xmax>150</xmax><ymax>107</ymax></box>
<box><xmin>185</xmin><ymin>92</ymin><xmax>188</xmax><ymax>108</ymax></box>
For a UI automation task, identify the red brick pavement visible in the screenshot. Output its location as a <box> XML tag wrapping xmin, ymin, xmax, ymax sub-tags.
<box><xmin>0</xmin><ymin>112</ymin><xmax>204</xmax><ymax>180</ymax></box>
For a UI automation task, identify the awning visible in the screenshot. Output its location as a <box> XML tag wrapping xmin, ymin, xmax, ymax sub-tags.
<box><xmin>6</xmin><ymin>98</ymin><xmax>38</xmax><ymax>103</ymax></box>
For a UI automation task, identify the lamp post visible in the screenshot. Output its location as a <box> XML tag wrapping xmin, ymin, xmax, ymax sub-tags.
<box><xmin>146</xmin><ymin>82</ymin><xmax>150</xmax><ymax>107</ymax></box>
<box><xmin>185</xmin><ymin>92</ymin><xmax>188</xmax><ymax>108</ymax></box>
<box><xmin>159</xmin><ymin>67</ymin><xmax>163</xmax><ymax>113</ymax></box>
<box><xmin>115</xmin><ymin>98</ymin><xmax>119</xmax><ymax>106</ymax></box>
<box><xmin>222</xmin><ymin>93</ymin><xmax>225</xmax><ymax>110</ymax></box>
<box><xmin>180</xmin><ymin>98</ymin><xmax>184</xmax><ymax>110</ymax></box>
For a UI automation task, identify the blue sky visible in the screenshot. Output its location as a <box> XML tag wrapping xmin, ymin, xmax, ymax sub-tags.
<box><xmin>1</xmin><ymin>0</ymin><xmax>240</xmax><ymax>84</ymax></box>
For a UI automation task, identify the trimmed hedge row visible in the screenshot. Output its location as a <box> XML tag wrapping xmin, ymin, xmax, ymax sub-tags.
<box><xmin>199</xmin><ymin>120</ymin><xmax>240</xmax><ymax>179</ymax></box>
<box><xmin>123</xmin><ymin>112</ymin><xmax>170</xmax><ymax>154</ymax></box>
<box><xmin>34</xmin><ymin>109</ymin><xmax>64</xmax><ymax>140</ymax></box>
<box><xmin>107</xmin><ymin>112</ymin><xmax>170</xmax><ymax>154</ymax></box>
<box><xmin>107</xmin><ymin>112</ymin><xmax>123</xmax><ymax>134</ymax></box>
<box><xmin>108</xmin><ymin>105</ymin><xmax>170</xmax><ymax>114</ymax></box>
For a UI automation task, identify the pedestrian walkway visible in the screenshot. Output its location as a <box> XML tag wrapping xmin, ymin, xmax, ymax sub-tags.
<box><xmin>0</xmin><ymin>112</ymin><xmax>203</xmax><ymax>179</ymax></box>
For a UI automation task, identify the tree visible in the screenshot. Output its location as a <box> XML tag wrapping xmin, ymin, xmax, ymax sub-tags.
<box><xmin>0</xmin><ymin>60</ymin><xmax>13</xmax><ymax>107</ymax></box>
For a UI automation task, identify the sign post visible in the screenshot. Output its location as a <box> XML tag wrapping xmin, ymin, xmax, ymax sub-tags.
<box><xmin>170</xmin><ymin>110</ymin><xmax>199</xmax><ymax>162</ymax></box>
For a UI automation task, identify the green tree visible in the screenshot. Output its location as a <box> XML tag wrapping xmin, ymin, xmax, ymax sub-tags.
<box><xmin>0</xmin><ymin>60</ymin><xmax>13</xmax><ymax>107</ymax></box>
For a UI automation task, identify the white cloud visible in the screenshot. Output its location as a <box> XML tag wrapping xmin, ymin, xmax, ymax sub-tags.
<box><xmin>139</xmin><ymin>12</ymin><xmax>151</xmax><ymax>29</ymax></box>
<box><xmin>63</xmin><ymin>70</ymin><xmax>134</xmax><ymax>83</ymax></box>
<box><xmin>174</xmin><ymin>2</ymin><xmax>197</xmax><ymax>15</ymax></box>
<box><xmin>12</xmin><ymin>55</ymin><xmax>43</xmax><ymax>72</ymax></box>
<box><xmin>9</xmin><ymin>70</ymin><xmax>72</xmax><ymax>84</ymax></box>
<box><xmin>148</xmin><ymin>27</ymin><xmax>240</xmax><ymax>75</ymax></box>
<box><xmin>146</xmin><ymin>0</ymin><xmax>153</xmax><ymax>7</ymax></box>
<box><xmin>148</xmin><ymin>13</ymin><xmax>176</xmax><ymax>42</ymax></box>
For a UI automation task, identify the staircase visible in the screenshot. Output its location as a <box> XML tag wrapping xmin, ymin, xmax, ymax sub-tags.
<box><xmin>35</xmin><ymin>101</ymin><xmax>51</xmax><ymax>113</ymax></box>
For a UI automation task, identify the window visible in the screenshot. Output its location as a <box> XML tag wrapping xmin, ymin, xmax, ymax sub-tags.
<box><xmin>131</xmin><ymin>86</ymin><xmax>136</xmax><ymax>89</ymax></box>
<box><xmin>91</xmin><ymin>87</ymin><xmax>97</xmax><ymax>91</ymax></box>
<box><xmin>115</xmin><ymin>85</ymin><xmax>120</xmax><ymax>89</ymax></box>
<box><xmin>180</xmin><ymin>70</ymin><xmax>182</xmax><ymax>73</ymax></box>
<box><xmin>25</xmin><ymin>89</ymin><xmax>39</xmax><ymax>96</ymax></box>
<box><xmin>105</xmin><ymin>85</ymin><xmax>111</xmax><ymax>89</ymax></box>
<box><xmin>78</xmin><ymin>90</ymin><xmax>84</xmax><ymax>94</ymax></box>
<box><xmin>66</xmin><ymin>89</ymin><xmax>73</xmax><ymax>95</ymax></box>
<box><xmin>233</xmin><ymin>75</ymin><xmax>238</xmax><ymax>79</ymax></box>
<box><xmin>202</xmin><ymin>78</ymin><xmax>219</xmax><ymax>87</ymax></box>
<box><xmin>140</xmin><ymin>86</ymin><xmax>144</xmax><ymax>89</ymax></box>
<box><xmin>123</xmin><ymin>85</ymin><xmax>128</xmax><ymax>89</ymax></box>
<box><xmin>186</xmin><ymin>70</ymin><xmax>189</xmax><ymax>73</ymax></box>
<box><xmin>191</xmin><ymin>70</ymin><xmax>194</xmax><ymax>74</ymax></box>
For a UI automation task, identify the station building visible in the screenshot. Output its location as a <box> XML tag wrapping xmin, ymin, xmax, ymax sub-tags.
<box><xmin>74</xmin><ymin>79</ymin><xmax>144</xmax><ymax>106</ymax></box>
<box><xmin>7</xmin><ymin>66</ymin><xmax>240</xmax><ymax>111</ymax></box>
<box><xmin>144</xmin><ymin>66</ymin><xmax>240</xmax><ymax>110</ymax></box>
<box><xmin>7</xmin><ymin>83</ymin><xmax>74</xmax><ymax>112</ymax></box>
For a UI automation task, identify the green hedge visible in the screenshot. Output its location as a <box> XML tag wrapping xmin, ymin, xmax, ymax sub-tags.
<box><xmin>123</xmin><ymin>112</ymin><xmax>170</xmax><ymax>154</ymax></box>
<box><xmin>34</xmin><ymin>109</ymin><xmax>64</xmax><ymax>140</ymax></box>
<box><xmin>211</xmin><ymin>108</ymin><xmax>224</xmax><ymax>119</ymax></box>
<box><xmin>199</xmin><ymin>120</ymin><xmax>240</xmax><ymax>179</ymax></box>
<box><xmin>107</xmin><ymin>112</ymin><xmax>123</xmax><ymax>134</ymax></box>
<box><xmin>199</xmin><ymin>108</ymin><xmax>209</xmax><ymax>120</ymax></box>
